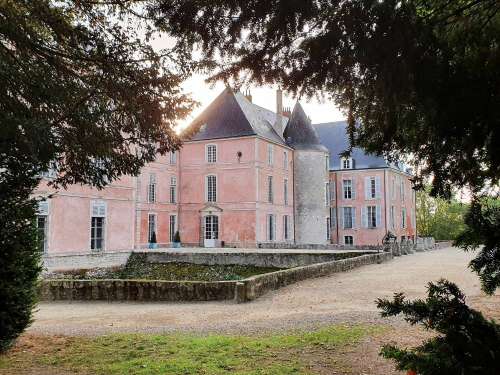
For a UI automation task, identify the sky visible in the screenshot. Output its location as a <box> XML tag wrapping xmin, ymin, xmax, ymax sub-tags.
<box><xmin>177</xmin><ymin>74</ymin><xmax>346</xmax><ymax>130</ymax></box>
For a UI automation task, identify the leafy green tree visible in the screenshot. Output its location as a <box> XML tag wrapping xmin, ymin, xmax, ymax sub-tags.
<box><xmin>0</xmin><ymin>0</ymin><xmax>194</xmax><ymax>351</ymax></box>
<box><xmin>416</xmin><ymin>187</ymin><xmax>468</xmax><ymax>240</ymax></box>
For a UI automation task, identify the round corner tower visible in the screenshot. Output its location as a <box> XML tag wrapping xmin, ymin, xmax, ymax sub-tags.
<box><xmin>284</xmin><ymin>103</ymin><xmax>329</xmax><ymax>245</ymax></box>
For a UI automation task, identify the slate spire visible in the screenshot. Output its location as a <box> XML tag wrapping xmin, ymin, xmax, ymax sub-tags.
<box><xmin>284</xmin><ymin>102</ymin><xmax>328</xmax><ymax>152</ymax></box>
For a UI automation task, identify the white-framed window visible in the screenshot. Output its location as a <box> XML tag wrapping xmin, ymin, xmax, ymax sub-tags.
<box><xmin>343</xmin><ymin>179</ymin><xmax>353</xmax><ymax>199</ymax></box>
<box><xmin>37</xmin><ymin>201</ymin><xmax>49</xmax><ymax>253</ymax></box>
<box><xmin>365</xmin><ymin>176</ymin><xmax>381</xmax><ymax>199</ymax></box>
<box><xmin>206</xmin><ymin>175</ymin><xmax>217</xmax><ymax>202</ymax></box>
<box><xmin>206</xmin><ymin>144</ymin><xmax>217</xmax><ymax>163</ymax></box>
<box><xmin>344</xmin><ymin>235</ymin><xmax>354</xmax><ymax>245</ymax></box>
<box><xmin>90</xmin><ymin>200</ymin><xmax>106</xmax><ymax>251</ymax></box>
<box><xmin>267</xmin><ymin>214</ymin><xmax>276</xmax><ymax>241</ymax></box>
<box><xmin>169</xmin><ymin>214</ymin><xmax>177</xmax><ymax>242</ymax></box>
<box><xmin>330</xmin><ymin>207</ymin><xmax>337</xmax><ymax>228</ymax></box>
<box><xmin>283</xmin><ymin>151</ymin><xmax>288</xmax><ymax>170</ymax></box>
<box><xmin>284</xmin><ymin>179</ymin><xmax>288</xmax><ymax>205</ymax></box>
<box><xmin>401</xmin><ymin>207</ymin><xmax>407</xmax><ymax>229</ymax></box>
<box><xmin>267</xmin><ymin>144</ymin><xmax>274</xmax><ymax>165</ymax></box>
<box><xmin>169</xmin><ymin>176</ymin><xmax>177</xmax><ymax>204</ymax></box>
<box><xmin>268</xmin><ymin>175</ymin><xmax>273</xmax><ymax>203</ymax></box>
<box><xmin>148</xmin><ymin>213</ymin><xmax>157</xmax><ymax>243</ymax></box>
<box><xmin>400</xmin><ymin>179</ymin><xmax>405</xmax><ymax>201</ymax></box>
<box><xmin>325</xmin><ymin>155</ymin><xmax>330</xmax><ymax>171</ymax></box>
<box><xmin>340</xmin><ymin>157</ymin><xmax>353</xmax><ymax>169</ymax></box>
<box><xmin>390</xmin><ymin>206</ymin><xmax>395</xmax><ymax>229</ymax></box>
<box><xmin>365</xmin><ymin>205</ymin><xmax>378</xmax><ymax>228</ymax></box>
<box><xmin>325</xmin><ymin>182</ymin><xmax>330</xmax><ymax>206</ymax></box>
<box><xmin>326</xmin><ymin>217</ymin><xmax>331</xmax><ymax>240</ymax></box>
<box><xmin>148</xmin><ymin>173</ymin><xmax>156</xmax><ymax>203</ymax></box>
<box><xmin>169</xmin><ymin>151</ymin><xmax>177</xmax><ymax>164</ymax></box>
<box><xmin>283</xmin><ymin>215</ymin><xmax>290</xmax><ymax>241</ymax></box>
<box><xmin>342</xmin><ymin>206</ymin><xmax>355</xmax><ymax>229</ymax></box>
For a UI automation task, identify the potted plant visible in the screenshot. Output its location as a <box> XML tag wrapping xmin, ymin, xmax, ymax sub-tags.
<box><xmin>172</xmin><ymin>230</ymin><xmax>181</xmax><ymax>248</ymax></box>
<box><xmin>148</xmin><ymin>231</ymin><xmax>157</xmax><ymax>249</ymax></box>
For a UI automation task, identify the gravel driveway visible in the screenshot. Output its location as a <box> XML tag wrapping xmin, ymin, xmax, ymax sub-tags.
<box><xmin>30</xmin><ymin>247</ymin><xmax>494</xmax><ymax>336</ymax></box>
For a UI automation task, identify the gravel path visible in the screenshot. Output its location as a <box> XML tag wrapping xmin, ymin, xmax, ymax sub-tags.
<box><xmin>30</xmin><ymin>248</ymin><xmax>493</xmax><ymax>336</ymax></box>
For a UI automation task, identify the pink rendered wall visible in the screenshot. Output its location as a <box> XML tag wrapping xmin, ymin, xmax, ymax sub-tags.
<box><xmin>329</xmin><ymin>168</ymin><xmax>416</xmax><ymax>246</ymax></box>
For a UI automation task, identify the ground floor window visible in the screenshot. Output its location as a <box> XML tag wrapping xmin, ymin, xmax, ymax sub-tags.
<box><xmin>148</xmin><ymin>214</ymin><xmax>156</xmax><ymax>243</ymax></box>
<box><xmin>267</xmin><ymin>214</ymin><xmax>276</xmax><ymax>241</ymax></box>
<box><xmin>283</xmin><ymin>215</ymin><xmax>290</xmax><ymax>241</ymax></box>
<box><xmin>91</xmin><ymin>217</ymin><xmax>105</xmax><ymax>250</ymax></box>
<box><xmin>344</xmin><ymin>235</ymin><xmax>354</xmax><ymax>245</ymax></box>
<box><xmin>342</xmin><ymin>207</ymin><xmax>355</xmax><ymax>229</ymax></box>
<box><xmin>326</xmin><ymin>217</ymin><xmax>331</xmax><ymax>240</ymax></box>
<box><xmin>169</xmin><ymin>215</ymin><xmax>177</xmax><ymax>242</ymax></box>
<box><xmin>37</xmin><ymin>215</ymin><xmax>48</xmax><ymax>253</ymax></box>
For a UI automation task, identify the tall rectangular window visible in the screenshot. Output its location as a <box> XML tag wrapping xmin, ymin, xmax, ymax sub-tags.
<box><xmin>343</xmin><ymin>179</ymin><xmax>353</xmax><ymax>199</ymax></box>
<box><xmin>169</xmin><ymin>176</ymin><xmax>177</xmax><ymax>204</ymax></box>
<box><xmin>267</xmin><ymin>144</ymin><xmax>273</xmax><ymax>165</ymax></box>
<box><xmin>91</xmin><ymin>200</ymin><xmax>106</xmax><ymax>251</ymax></box>
<box><xmin>37</xmin><ymin>201</ymin><xmax>49</xmax><ymax>253</ymax></box>
<box><xmin>367</xmin><ymin>206</ymin><xmax>377</xmax><ymax>228</ymax></box>
<box><xmin>330</xmin><ymin>207</ymin><xmax>337</xmax><ymax>228</ymax></box>
<box><xmin>325</xmin><ymin>155</ymin><xmax>330</xmax><ymax>171</ymax></box>
<box><xmin>400</xmin><ymin>179</ymin><xmax>405</xmax><ymax>201</ymax></box>
<box><xmin>206</xmin><ymin>144</ymin><xmax>217</xmax><ymax>163</ymax></box>
<box><xmin>284</xmin><ymin>179</ymin><xmax>288</xmax><ymax>205</ymax></box>
<box><xmin>283</xmin><ymin>215</ymin><xmax>290</xmax><ymax>240</ymax></box>
<box><xmin>148</xmin><ymin>173</ymin><xmax>156</xmax><ymax>203</ymax></box>
<box><xmin>169</xmin><ymin>215</ymin><xmax>177</xmax><ymax>242</ymax></box>
<box><xmin>325</xmin><ymin>182</ymin><xmax>331</xmax><ymax>206</ymax></box>
<box><xmin>268</xmin><ymin>176</ymin><xmax>273</xmax><ymax>203</ymax></box>
<box><xmin>148</xmin><ymin>213</ymin><xmax>156</xmax><ymax>242</ymax></box>
<box><xmin>206</xmin><ymin>175</ymin><xmax>217</xmax><ymax>202</ymax></box>
<box><xmin>267</xmin><ymin>214</ymin><xmax>275</xmax><ymax>241</ymax></box>
<box><xmin>283</xmin><ymin>151</ymin><xmax>288</xmax><ymax>170</ymax></box>
<box><xmin>390</xmin><ymin>206</ymin><xmax>395</xmax><ymax>229</ymax></box>
<box><xmin>326</xmin><ymin>217</ymin><xmax>331</xmax><ymax>240</ymax></box>
<box><xmin>365</xmin><ymin>176</ymin><xmax>381</xmax><ymax>199</ymax></box>
<box><xmin>401</xmin><ymin>208</ymin><xmax>407</xmax><ymax>228</ymax></box>
<box><xmin>342</xmin><ymin>207</ymin><xmax>354</xmax><ymax>229</ymax></box>
<box><xmin>169</xmin><ymin>151</ymin><xmax>177</xmax><ymax>164</ymax></box>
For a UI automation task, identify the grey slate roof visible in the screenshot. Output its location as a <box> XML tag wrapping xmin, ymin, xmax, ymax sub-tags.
<box><xmin>313</xmin><ymin>121</ymin><xmax>391</xmax><ymax>170</ymax></box>
<box><xmin>283</xmin><ymin>103</ymin><xmax>328</xmax><ymax>152</ymax></box>
<box><xmin>184</xmin><ymin>87</ymin><xmax>287</xmax><ymax>145</ymax></box>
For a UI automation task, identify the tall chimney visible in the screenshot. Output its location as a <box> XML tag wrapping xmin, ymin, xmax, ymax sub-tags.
<box><xmin>275</xmin><ymin>88</ymin><xmax>283</xmax><ymax>136</ymax></box>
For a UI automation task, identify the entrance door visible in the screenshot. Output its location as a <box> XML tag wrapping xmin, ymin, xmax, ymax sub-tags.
<box><xmin>204</xmin><ymin>215</ymin><xmax>219</xmax><ymax>248</ymax></box>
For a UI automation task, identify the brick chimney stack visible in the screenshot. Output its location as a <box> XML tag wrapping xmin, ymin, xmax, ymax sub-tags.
<box><xmin>275</xmin><ymin>88</ymin><xmax>283</xmax><ymax>136</ymax></box>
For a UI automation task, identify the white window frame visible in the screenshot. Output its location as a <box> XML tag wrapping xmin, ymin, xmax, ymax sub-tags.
<box><xmin>148</xmin><ymin>173</ymin><xmax>156</xmax><ymax>203</ymax></box>
<box><xmin>283</xmin><ymin>215</ymin><xmax>290</xmax><ymax>241</ymax></box>
<box><xmin>267</xmin><ymin>214</ymin><xmax>276</xmax><ymax>241</ymax></box>
<box><xmin>267</xmin><ymin>175</ymin><xmax>274</xmax><ymax>203</ymax></box>
<box><xmin>267</xmin><ymin>144</ymin><xmax>274</xmax><ymax>166</ymax></box>
<box><xmin>90</xmin><ymin>200</ymin><xmax>106</xmax><ymax>251</ymax></box>
<box><xmin>206</xmin><ymin>174</ymin><xmax>217</xmax><ymax>202</ymax></box>
<box><xmin>400</xmin><ymin>179</ymin><xmax>405</xmax><ymax>201</ymax></box>
<box><xmin>326</xmin><ymin>217</ymin><xmax>331</xmax><ymax>240</ymax></box>
<box><xmin>169</xmin><ymin>214</ymin><xmax>177</xmax><ymax>242</ymax></box>
<box><xmin>344</xmin><ymin>235</ymin><xmax>354</xmax><ymax>245</ymax></box>
<box><xmin>169</xmin><ymin>176</ymin><xmax>177</xmax><ymax>204</ymax></box>
<box><xmin>342</xmin><ymin>206</ymin><xmax>355</xmax><ymax>229</ymax></box>
<box><xmin>37</xmin><ymin>200</ymin><xmax>49</xmax><ymax>253</ymax></box>
<box><xmin>325</xmin><ymin>155</ymin><xmax>330</xmax><ymax>171</ymax></box>
<box><xmin>367</xmin><ymin>205</ymin><xmax>377</xmax><ymax>228</ymax></box>
<box><xmin>390</xmin><ymin>206</ymin><xmax>395</xmax><ymax>229</ymax></box>
<box><xmin>148</xmin><ymin>213</ymin><xmax>157</xmax><ymax>243</ymax></box>
<box><xmin>169</xmin><ymin>151</ymin><xmax>177</xmax><ymax>164</ymax></box>
<box><xmin>343</xmin><ymin>179</ymin><xmax>353</xmax><ymax>200</ymax></box>
<box><xmin>206</xmin><ymin>144</ymin><xmax>217</xmax><ymax>163</ymax></box>
<box><xmin>340</xmin><ymin>157</ymin><xmax>352</xmax><ymax>170</ymax></box>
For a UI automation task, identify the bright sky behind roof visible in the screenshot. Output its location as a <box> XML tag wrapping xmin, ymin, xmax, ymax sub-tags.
<box><xmin>178</xmin><ymin>74</ymin><xmax>346</xmax><ymax>130</ymax></box>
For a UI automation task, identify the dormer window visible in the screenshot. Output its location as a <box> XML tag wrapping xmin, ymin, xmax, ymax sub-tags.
<box><xmin>341</xmin><ymin>157</ymin><xmax>353</xmax><ymax>170</ymax></box>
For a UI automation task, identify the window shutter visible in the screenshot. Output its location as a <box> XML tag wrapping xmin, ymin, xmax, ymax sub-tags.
<box><xmin>351</xmin><ymin>177</ymin><xmax>356</xmax><ymax>199</ymax></box>
<box><xmin>331</xmin><ymin>181</ymin><xmax>336</xmax><ymax>201</ymax></box>
<box><xmin>364</xmin><ymin>177</ymin><xmax>370</xmax><ymax>199</ymax></box>
<box><xmin>376</xmin><ymin>205</ymin><xmax>382</xmax><ymax>228</ymax></box>
<box><xmin>362</xmin><ymin>206</ymin><xmax>368</xmax><ymax>228</ymax></box>
<box><xmin>375</xmin><ymin>176</ymin><xmax>381</xmax><ymax>198</ymax></box>
<box><xmin>331</xmin><ymin>207</ymin><xmax>336</xmax><ymax>227</ymax></box>
<box><xmin>352</xmin><ymin>207</ymin><xmax>357</xmax><ymax>229</ymax></box>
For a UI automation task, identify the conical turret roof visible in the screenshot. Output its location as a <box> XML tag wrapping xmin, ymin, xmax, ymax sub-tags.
<box><xmin>283</xmin><ymin>103</ymin><xmax>328</xmax><ymax>152</ymax></box>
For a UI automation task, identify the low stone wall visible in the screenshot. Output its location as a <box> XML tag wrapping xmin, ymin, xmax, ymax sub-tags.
<box><xmin>257</xmin><ymin>242</ymin><xmax>382</xmax><ymax>251</ymax></box>
<box><xmin>141</xmin><ymin>250</ymin><xmax>374</xmax><ymax>269</ymax></box>
<box><xmin>40</xmin><ymin>279</ymin><xmax>237</xmax><ymax>302</ymax></box>
<box><xmin>43</xmin><ymin>251</ymin><xmax>131</xmax><ymax>272</ymax></box>
<box><xmin>435</xmin><ymin>240</ymin><xmax>453</xmax><ymax>249</ymax></box>
<box><xmin>235</xmin><ymin>252</ymin><xmax>393</xmax><ymax>302</ymax></box>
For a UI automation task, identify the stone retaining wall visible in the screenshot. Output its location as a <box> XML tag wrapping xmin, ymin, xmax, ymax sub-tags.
<box><xmin>43</xmin><ymin>251</ymin><xmax>132</xmax><ymax>272</ymax></box>
<box><xmin>257</xmin><ymin>243</ymin><xmax>382</xmax><ymax>251</ymax></box>
<box><xmin>235</xmin><ymin>252</ymin><xmax>393</xmax><ymax>302</ymax></box>
<box><xmin>40</xmin><ymin>279</ymin><xmax>237</xmax><ymax>302</ymax></box>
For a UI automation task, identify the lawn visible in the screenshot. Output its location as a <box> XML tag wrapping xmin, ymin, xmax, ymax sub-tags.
<box><xmin>0</xmin><ymin>325</ymin><xmax>384</xmax><ymax>375</ymax></box>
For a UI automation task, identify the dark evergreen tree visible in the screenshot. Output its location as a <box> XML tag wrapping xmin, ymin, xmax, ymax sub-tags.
<box><xmin>0</xmin><ymin>0</ymin><xmax>195</xmax><ymax>351</ymax></box>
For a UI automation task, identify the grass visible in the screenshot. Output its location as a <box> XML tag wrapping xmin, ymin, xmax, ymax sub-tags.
<box><xmin>0</xmin><ymin>325</ymin><xmax>385</xmax><ymax>375</ymax></box>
